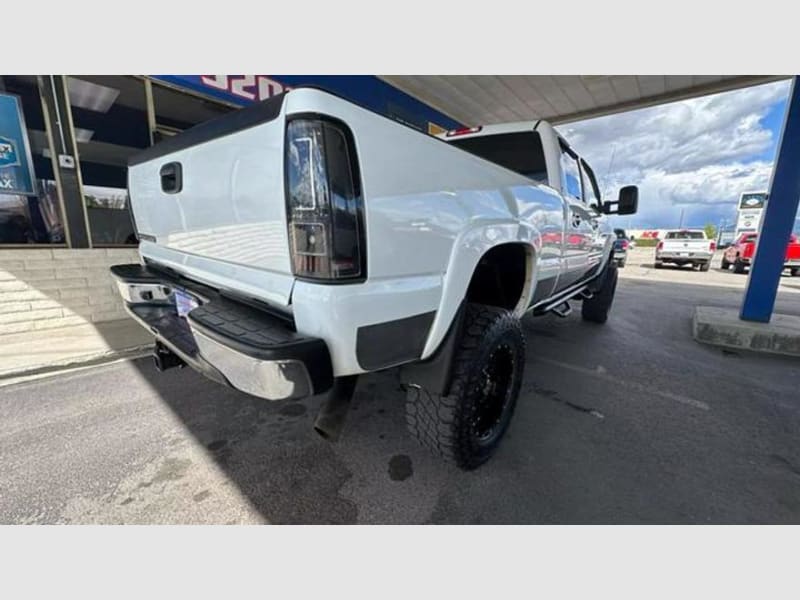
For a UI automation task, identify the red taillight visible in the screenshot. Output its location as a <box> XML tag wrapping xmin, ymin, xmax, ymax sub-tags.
<box><xmin>657</xmin><ymin>241</ymin><xmax>664</xmax><ymax>250</ymax></box>
<box><xmin>445</xmin><ymin>126</ymin><xmax>482</xmax><ymax>137</ymax></box>
<box><xmin>621</xmin><ymin>240</ymin><xmax>629</xmax><ymax>249</ymax></box>
<box><xmin>709</xmin><ymin>241</ymin><xmax>716</xmax><ymax>252</ymax></box>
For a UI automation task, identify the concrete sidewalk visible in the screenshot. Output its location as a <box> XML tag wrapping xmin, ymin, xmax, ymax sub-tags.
<box><xmin>0</xmin><ymin>318</ymin><xmax>153</xmax><ymax>381</ymax></box>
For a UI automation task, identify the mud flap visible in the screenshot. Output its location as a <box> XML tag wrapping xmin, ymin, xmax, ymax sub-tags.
<box><xmin>398</xmin><ymin>302</ymin><xmax>466</xmax><ymax>397</ymax></box>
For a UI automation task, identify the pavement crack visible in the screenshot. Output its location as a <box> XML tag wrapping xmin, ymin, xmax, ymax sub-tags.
<box><xmin>534</xmin><ymin>356</ymin><xmax>710</xmax><ymax>412</ymax></box>
<box><xmin>530</xmin><ymin>384</ymin><xmax>604</xmax><ymax>420</ymax></box>
<box><xmin>560</xmin><ymin>399</ymin><xmax>605</xmax><ymax>420</ymax></box>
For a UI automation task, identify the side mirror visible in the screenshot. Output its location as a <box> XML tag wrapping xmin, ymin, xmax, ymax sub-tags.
<box><xmin>601</xmin><ymin>185</ymin><xmax>638</xmax><ymax>215</ymax></box>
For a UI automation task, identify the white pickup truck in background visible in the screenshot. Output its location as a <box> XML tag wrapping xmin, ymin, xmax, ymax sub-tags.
<box><xmin>111</xmin><ymin>87</ymin><xmax>638</xmax><ymax>469</ymax></box>
<box><xmin>655</xmin><ymin>229</ymin><xmax>715</xmax><ymax>271</ymax></box>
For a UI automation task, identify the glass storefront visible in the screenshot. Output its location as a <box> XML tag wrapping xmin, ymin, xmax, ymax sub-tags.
<box><xmin>151</xmin><ymin>78</ymin><xmax>235</xmax><ymax>142</ymax></box>
<box><xmin>67</xmin><ymin>75</ymin><xmax>150</xmax><ymax>246</ymax></box>
<box><xmin>0</xmin><ymin>75</ymin><xmax>235</xmax><ymax>247</ymax></box>
<box><xmin>0</xmin><ymin>76</ymin><xmax>66</xmax><ymax>244</ymax></box>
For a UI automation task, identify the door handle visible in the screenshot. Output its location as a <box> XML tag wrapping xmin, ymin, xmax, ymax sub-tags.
<box><xmin>160</xmin><ymin>162</ymin><xmax>182</xmax><ymax>194</ymax></box>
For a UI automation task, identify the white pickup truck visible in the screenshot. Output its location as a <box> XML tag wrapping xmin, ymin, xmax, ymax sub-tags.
<box><xmin>655</xmin><ymin>229</ymin><xmax>715</xmax><ymax>271</ymax></box>
<box><xmin>111</xmin><ymin>87</ymin><xmax>637</xmax><ymax>469</ymax></box>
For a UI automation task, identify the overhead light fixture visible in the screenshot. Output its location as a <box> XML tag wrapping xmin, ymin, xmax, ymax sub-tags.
<box><xmin>67</xmin><ymin>77</ymin><xmax>120</xmax><ymax>113</ymax></box>
<box><xmin>73</xmin><ymin>128</ymin><xmax>94</xmax><ymax>142</ymax></box>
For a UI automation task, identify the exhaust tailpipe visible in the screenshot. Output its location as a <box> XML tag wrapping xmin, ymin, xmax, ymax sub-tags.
<box><xmin>153</xmin><ymin>342</ymin><xmax>184</xmax><ymax>372</ymax></box>
<box><xmin>313</xmin><ymin>376</ymin><xmax>359</xmax><ymax>442</ymax></box>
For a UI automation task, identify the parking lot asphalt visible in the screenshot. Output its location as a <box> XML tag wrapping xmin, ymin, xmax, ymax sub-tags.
<box><xmin>620</xmin><ymin>247</ymin><xmax>800</xmax><ymax>293</ymax></box>
<box><xmin>1</xmin><ymin>249</ymin><xmax>799</xmax><ymax>524</ymax></box>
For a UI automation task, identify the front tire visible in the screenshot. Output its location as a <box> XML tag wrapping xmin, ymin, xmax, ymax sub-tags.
<box><xmin>405</xmin><ymin>303</ymin><xmax>525</xmax><ymax>470</ymax></box>
<box><xmin>582</xmin><ymin>262</ymin><xmax>619</xmax><ymax>324</ymax></box>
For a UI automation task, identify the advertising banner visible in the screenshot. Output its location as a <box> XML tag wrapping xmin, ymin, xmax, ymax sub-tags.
<box><xmin>0</xmin><ymin>93</ymin><xmax>36</xmax><ymax>195</ymax></box>
<box><xmin>149</xmin><ymin>75</ymin><xmax>460</xmax><ymax>134</ymax></box>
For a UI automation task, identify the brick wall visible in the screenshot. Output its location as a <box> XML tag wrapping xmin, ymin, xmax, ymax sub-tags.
<box><xmin>0</xmin><ymin>248</ymin><xmax>139</xmax><ymax>336</ymax></box>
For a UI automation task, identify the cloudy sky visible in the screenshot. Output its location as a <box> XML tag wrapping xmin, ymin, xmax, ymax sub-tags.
<box><xmin>557</xmin><ymin>79</ymin><xmax>793</xmax><ymax>231</ymax></box>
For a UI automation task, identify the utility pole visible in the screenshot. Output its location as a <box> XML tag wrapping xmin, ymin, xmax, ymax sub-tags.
<box><xmin>678</xmin><ymin>207</ymin><xmax>685</xmax><ymax>229</ymax></box>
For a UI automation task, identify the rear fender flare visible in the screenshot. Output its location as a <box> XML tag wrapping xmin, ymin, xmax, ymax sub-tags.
<box><xmin>421</xmin><ymin>222</ymin><xmax>539</xmax><ymax>359</ymax></box>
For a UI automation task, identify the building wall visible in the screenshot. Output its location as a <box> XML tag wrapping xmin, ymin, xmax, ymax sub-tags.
<box><xmin>0</xmin><ymin>248</ymin><xmax>138</xmax><ymax>335</ymax></box>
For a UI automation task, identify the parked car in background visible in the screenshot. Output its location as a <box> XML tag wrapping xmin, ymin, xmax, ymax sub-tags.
<box><xmin>721</xmin><ymin>233</ymin><xmax>800</xmax><ymax>275</ymax></box>
<box><xmin>613</xmin><ymin>228</ymin><xmax>630</xmax><ymax>267</ymax></box>
<box><xmin>655</xmin><ymin>229</ymin><xmax>715</xmax><ymax>271</ymax></box>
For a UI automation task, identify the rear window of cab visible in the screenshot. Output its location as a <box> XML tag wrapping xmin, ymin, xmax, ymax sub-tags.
<box><xmin>665</xmin><ymin>231</ymin><xmax>704</xmax><ymax>240</ymax></box>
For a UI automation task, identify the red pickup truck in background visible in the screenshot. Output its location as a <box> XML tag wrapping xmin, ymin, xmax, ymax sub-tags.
<box><xmin>722</xmin><ymin>233</ymin><xmax>800</xmax><ymax>275</ymax></box>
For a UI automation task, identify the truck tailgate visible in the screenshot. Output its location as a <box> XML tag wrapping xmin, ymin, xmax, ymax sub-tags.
<box><xmin>127</xmin><ymin>96</ymin><xmax>294</xmax><ymax>307</ymax></box>
<box><xmin>661</xmin><ymin>240</ymin><xmax>711</xmax><ymax>253</ymax></box>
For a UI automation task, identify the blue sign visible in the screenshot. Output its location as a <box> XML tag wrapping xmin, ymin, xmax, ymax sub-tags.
<box><xmin>150</xmin><ymin>75</ymin><xmax>462</xmax><ymax>134</ymax></box>
<box><xmin>0</xmin><ymin>93</ymin><xmax>36</xmax><ymax>196</ymax></box>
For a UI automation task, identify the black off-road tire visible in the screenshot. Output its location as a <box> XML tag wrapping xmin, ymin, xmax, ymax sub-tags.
<box><xmin>405</xmin><ymin>303</ymin><xmax>525</xmax><ymax>471</ymax></box>
<box><xmin>582</xmin><ymin>262</ymin><xmax>619</xmax><ymax>324</ymax></box>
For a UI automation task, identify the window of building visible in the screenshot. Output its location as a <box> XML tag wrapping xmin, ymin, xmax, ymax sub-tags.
<box><xmin>150</xmin><ymin>79</ymin><xmax>236</xmax><ymax>142</ymax></box>
<box><xmin>68</xmin><ymin>75</ymin><xmax>151</xmax><ymax>246</ymax></box>
<box><xmin>0</xmin><ymin>76</ymin><xmax>66</xmax><ymax>245</ymax></box>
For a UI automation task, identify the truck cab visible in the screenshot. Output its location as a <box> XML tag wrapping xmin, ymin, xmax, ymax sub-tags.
<box><xmin>440</xmin><ymin>120</ymin><xmax>611</xmax><ymax>291</ymax></box>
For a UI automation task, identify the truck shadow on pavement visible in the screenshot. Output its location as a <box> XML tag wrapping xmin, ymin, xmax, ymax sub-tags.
<box><xmin>125</xmin><ymin>356</ymin><xmax>463</xmax><ymax>524</ymax></box>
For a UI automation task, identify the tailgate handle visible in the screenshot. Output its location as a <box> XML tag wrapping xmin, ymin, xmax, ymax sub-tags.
<box><xmin>160</xmin><ymin>162</ymin><xmax>182</xmax><ymax>194</ymax></box>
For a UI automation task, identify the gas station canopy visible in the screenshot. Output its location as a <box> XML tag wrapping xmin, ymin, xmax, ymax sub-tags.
<box><xmin>380</xmin><ymin>75</ymin><xmax>788</xmax><ymax>125</ymax></box>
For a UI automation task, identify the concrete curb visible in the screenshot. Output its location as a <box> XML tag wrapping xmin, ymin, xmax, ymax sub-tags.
<box><xmin>692</xmin><ymin>306</ymin><xmax>800</xmax><ymax>357</ymax></box>
<box><xmin>0</xmin><ymin>344</ymin><xmax>152</xmax><ymax>384</ymax></box>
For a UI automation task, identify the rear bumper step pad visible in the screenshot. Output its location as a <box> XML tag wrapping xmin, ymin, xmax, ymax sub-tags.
<box><xmin>110</xmin><ymin>263</ymin><xmax>333</xmax><ymax>400</ymax></box>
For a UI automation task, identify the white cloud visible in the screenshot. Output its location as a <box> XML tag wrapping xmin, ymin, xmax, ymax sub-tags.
<box><xmin>619</xmin><ymin>161</ymin><xmax>774</xmax><ymax>227</ymax></box>
<box><xmin>557</xmin><ymin>79</ymin><xmax>791</xmax><ymax>227</ymax></box>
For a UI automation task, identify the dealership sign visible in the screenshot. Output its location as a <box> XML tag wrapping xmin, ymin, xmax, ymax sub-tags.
<box><xmin>736</xmin><ymin>192</ymin><xmax>767</xmax><ymax>234</ymax></box>
<box><xmin>0</xmin><ymin>93</ymin><xmax>36</xmax><ymax>195</ymax></box>
<box><xmin>198</xmin><ymin>75</ymin><xmax>290</xmax><ymax>102</ymax></box>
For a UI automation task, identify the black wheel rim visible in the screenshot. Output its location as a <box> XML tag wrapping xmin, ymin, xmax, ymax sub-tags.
<box><xmin>473</xmin><ymin>344</ymin><xmax>516</xmax><ymax>442</ymax></box>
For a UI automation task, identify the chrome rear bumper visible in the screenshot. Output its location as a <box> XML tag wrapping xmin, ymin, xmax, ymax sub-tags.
<box><xmin>110</xmin><ymin>263</ymin><xmax>333</xmax><ymax>401</ymax></box>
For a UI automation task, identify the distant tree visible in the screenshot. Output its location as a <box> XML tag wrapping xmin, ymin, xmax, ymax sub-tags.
<box><xmin>704</xmin><ymin>222</ymin><xmax>718</xmax><ymax>240</ymax></box>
